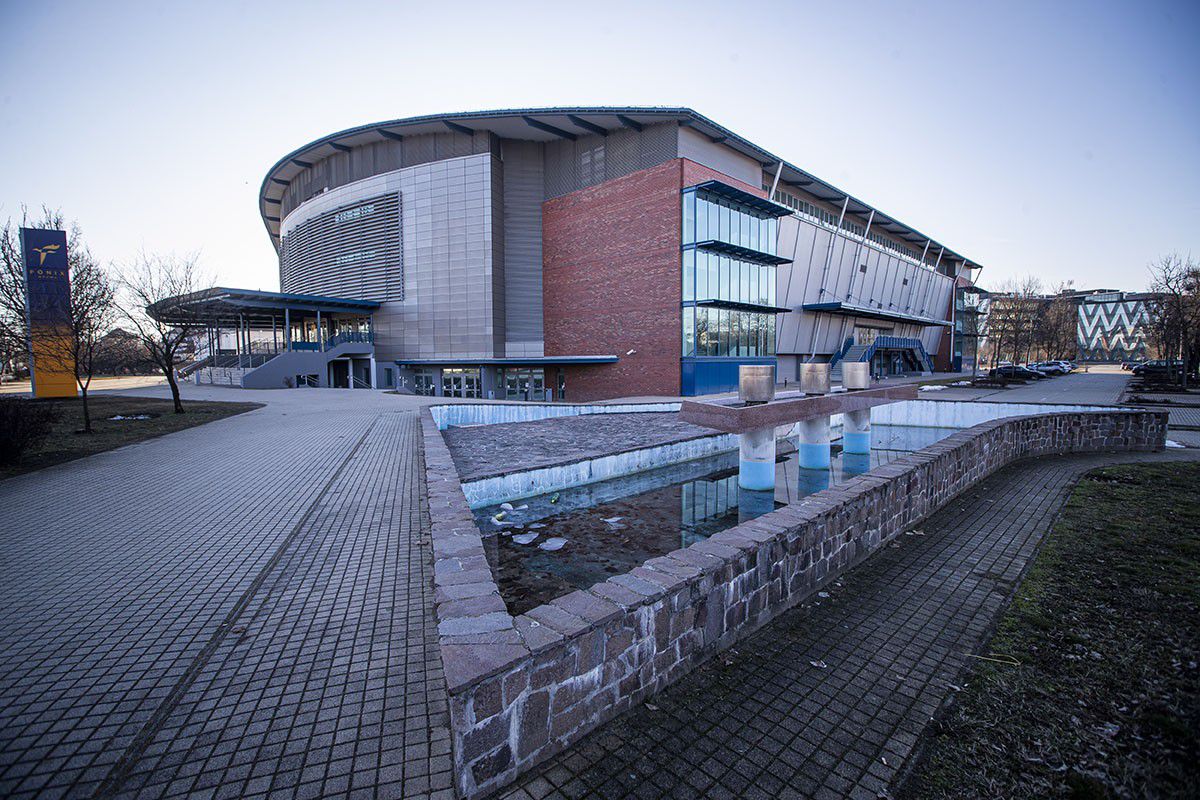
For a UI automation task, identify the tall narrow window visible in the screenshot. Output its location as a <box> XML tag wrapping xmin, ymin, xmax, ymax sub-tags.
<box><xmin>682</xmin><ymin>192</ymin><xmax>695</xmax><ymax>245</ymax></box>
<box><xmin>682</xmin><ymin>306</ymin><xmax>695</xmax><ymax>357</ymax></box>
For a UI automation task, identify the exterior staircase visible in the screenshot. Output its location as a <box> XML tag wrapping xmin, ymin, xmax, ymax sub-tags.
<box><xmin>830</xmin><ymin>345</ymin><xmax>868</xmax><ymax>382</ymax></box>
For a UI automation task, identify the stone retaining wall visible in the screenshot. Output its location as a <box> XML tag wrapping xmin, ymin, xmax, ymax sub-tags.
<box><xmin>422</xmin><ymin>409</ymin><xmax>1167</xmax><ymax>798</ymax></box>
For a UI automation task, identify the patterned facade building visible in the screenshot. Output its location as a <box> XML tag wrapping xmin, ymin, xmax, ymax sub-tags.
<box><xmin>1076</xmin><ymin>291</ymin><xmax>1154</xmax><ymax>362</ymax></box>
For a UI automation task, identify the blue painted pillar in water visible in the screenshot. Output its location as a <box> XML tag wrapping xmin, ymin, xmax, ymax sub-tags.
<box><xmin>738</xmin><ymin>426</ymin><xmax>775</xmax><ymax>490</ymax></box>
<box><xmin>842</xmin><ymin>409</ymin><xmax>872</xmax><ymax>454</ymax></box>
<box><xmin>797</xmin><ymin>417</ymin><xmax>831</xmax><ymax>469</ymax></box>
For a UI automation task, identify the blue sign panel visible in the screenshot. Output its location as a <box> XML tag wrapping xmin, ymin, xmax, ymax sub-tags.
<box><xmin>20</xmin><ymin>228</ymin><xmax>75</xmax><ymax>397</ymax></box>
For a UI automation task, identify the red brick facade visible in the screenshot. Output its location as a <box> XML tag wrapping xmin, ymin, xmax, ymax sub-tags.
<box><xmin>541</xmin><ymin>158</ymin><xmax>769</xmax><ymax>401</ymax></box>
<box><xmin>542</xmin><ymin>160</ymin><xmax>686</xmax><ymax>400</ymax></box>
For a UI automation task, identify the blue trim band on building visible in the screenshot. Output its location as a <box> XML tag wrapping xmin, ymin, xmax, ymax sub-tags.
<box><xmin>681</xmin><ymin>357</ymin><xmax>776</xmax><ymax>396</ymax></box>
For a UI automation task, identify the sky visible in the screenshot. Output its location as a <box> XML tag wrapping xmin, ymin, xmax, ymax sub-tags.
<box><xmin>1</xmin><ymin>0</ymin><xmax>1197</xmax><ymax>293</ymax></box>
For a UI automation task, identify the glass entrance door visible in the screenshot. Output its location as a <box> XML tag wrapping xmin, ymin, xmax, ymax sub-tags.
<box><xmin>503</xmin><ymin>368</ymin><xmax>545</xmax><ymax>401</ymax></box>
<box><xmin>442</xmin><ymin>368</ymin><xmax>481</xmax><ymax>398</ymax></box>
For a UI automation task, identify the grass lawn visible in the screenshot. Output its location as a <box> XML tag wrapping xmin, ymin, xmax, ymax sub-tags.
<box><xmin>900</xmin><ymin>461</ymin><xmax>1200</xmax><ymax>799</ymax></box>
<box><xmin>1</xmin><ymin>395</ymin><xmax>262</xmax><ymax>480</ymax></box>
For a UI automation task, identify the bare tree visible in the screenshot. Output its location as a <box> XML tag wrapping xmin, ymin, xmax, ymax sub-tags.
<box><xmin>118</xmin><ymin>254</ymin><xmax>209</xmax><ymax>413</ymax></box>
<box><xmin>983</xmin><ymin>275</ymin><xmax>1044</xmax><ymax>366</ymax></box>
<box><xmin>1147</xmin><ymin>253</ymin><xmax>1200</xmax><ymax>388</ymax></box>
<box><xmin>1038</xmin><ymin>283</ymin><xmax>1079</xmax><ymax>361</ymax></box>
<box><xmin>66</xmin><ymin>257</ymin><xmax>117</xmax><ymax>432</ymax></box>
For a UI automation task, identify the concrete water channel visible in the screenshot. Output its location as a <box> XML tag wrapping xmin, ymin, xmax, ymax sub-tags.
<box><xmin>427</xmin><ymin>373</ymin><xmax>1163</xmax><ymax>797</ymax></box>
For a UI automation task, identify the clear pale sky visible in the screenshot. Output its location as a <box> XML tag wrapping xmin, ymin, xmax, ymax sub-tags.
<box><xmin>2</xmin><ymin>0</ymin><xmax>1197</xmax><ymax>293</ymax></box>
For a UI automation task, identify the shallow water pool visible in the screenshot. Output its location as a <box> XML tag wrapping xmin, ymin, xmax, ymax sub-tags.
<box><xmin>475</xmin><ymin>423</ymin><xmax>960</xmax><ymax>615</ymax></box>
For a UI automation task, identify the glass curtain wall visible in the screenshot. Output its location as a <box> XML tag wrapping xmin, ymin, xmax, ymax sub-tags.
<box><xmin>682</xmin><ymin>191</ymin><xmax>779</xmax><ymax>254</ymax></box>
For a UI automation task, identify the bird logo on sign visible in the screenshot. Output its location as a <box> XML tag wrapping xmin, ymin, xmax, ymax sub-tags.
<box><xmin>33</xmin><ymin>244</ymin><xmax>61</xmax><ymax>266</ymax></box>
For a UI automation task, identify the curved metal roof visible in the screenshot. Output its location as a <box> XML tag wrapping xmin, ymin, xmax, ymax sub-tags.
<box><xmin>258</xmin><ymin>106</ymin><xmax>980</xmax><ymax>270</ymax></box>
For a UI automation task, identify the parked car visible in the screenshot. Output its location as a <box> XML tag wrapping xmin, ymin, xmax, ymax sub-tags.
<box><xmin>1026</xmin><ymin>362</ymin><xmax>1062</xmax><ymax>376</ymax></box>
<box><xmin>1121</xmin><ymin>359</ymin><xmax>1143</xmax><ymax>371</ymax></box>
<box><xmin>1054</xmin><ymin>361</ymin><xmax>1077</xmax><ymax>372</ymax></box>
<box><xmin>1131</xmin><ymin>359</ymin><xmax>1191</xmax><ymax>380</ymax></box>
<box><xmin>990</xmin><ymin>365</ymin><xmax>1044</xmax><ymax>381</ymax></box>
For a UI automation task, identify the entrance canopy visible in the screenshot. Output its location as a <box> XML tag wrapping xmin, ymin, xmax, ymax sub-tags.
<box><xmin>147</xmin><ymin>286</ymin><xmax>379</xmax><ymax>327</ymax></box>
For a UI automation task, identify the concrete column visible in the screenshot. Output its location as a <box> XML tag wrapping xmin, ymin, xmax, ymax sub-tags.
<box><xmin>843</xmin><ymin>409</ymin><xmax>872</xmax><ymax>454</ymax></box>
<box><xmin>798</xmin><ymin>417</ymin><xmax>832</xmax><ymax>469</ymax></box>
<box><xmin>738</xmin><ymin>426</ymin><xmax>775</xmax><ymax>490</ymax></box>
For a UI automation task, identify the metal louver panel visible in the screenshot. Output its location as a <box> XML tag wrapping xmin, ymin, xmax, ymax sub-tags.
<box><xmin>280</xmin><ymin>193</ymin><xmax>402</xmax><ymax>302</ymax></box>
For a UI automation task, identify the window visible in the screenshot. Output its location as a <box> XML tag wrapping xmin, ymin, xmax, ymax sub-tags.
<box><xmin>682</xmin><ymin>306</ymin><xmax>695</xmax><ymax>357</ymax></box>
<box><xmin>413</xmin><ymin>370</ymin><xmax>436</xmax><ymax>396</ymax></box>
<box><xmin>682</xmin><ymin>192</ymin><xmax>695</xmax><ymax>245</ymax></box>
<box><xmin>682</xmin><ymin>249</ymin><xmax>695</xmax><ymax>301</ymax></box>
<box><xmin>580</xmin><ymin>144</ymin><xmax>605</xmax><ymax>185</ymax></box>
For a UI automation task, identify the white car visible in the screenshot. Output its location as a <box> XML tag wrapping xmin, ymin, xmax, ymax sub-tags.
<box><xmin>1034</xmin><ymin>362</ymin><xmax>1069</xmax><ymax>376</ymax></box>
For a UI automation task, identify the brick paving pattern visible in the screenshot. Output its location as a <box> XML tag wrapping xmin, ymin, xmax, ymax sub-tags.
<box><xmin>0</xmin><ymin>392</ymin><xmax>449</xmax><ymax>799</ymax></box>
<box><xmin>499</xmin><ymin>449</ymin><xmax>1197</xmax><ymax>800</ymax></box>
<box><xmin>443</xmin><ymin>413</ymin><xmax>716</xmax><ymax>483</ymax></box>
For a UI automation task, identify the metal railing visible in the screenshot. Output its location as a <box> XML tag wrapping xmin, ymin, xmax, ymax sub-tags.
<box><xmin>326</xmin><ymin>330</ymin><xmax>374</xmax><ymax>348</ymax></box>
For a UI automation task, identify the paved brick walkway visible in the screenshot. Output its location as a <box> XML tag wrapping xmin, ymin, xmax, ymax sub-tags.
<box><xmin>498</xmin><ymin>449</ymin><xmax>1197</xmax><ymax>800</ymax></box>
<box><xmin>0</xmin><ymin>390</ymin><xmax>450</xmax><ymax>800</ymax></box>
<box><xmin>443</xmin><ymin>413</ymin><xmax>716</xmax><ymax>483</ymax></box>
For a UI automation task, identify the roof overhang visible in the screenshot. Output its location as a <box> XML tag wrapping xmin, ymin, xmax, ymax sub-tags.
<box><xmin>257</xmin><ymin>106</ymin><xmax>983</xmax><ymax>273</ymax></box>
<box><xmin>801</xmin><ymin>301</ymin><xmax>951</xmax><ymax>327</ymax></box>
<box><xmin>147</xmin><ymin>286</ymin><xmax>379</xmax><ymax>325</ymax></box>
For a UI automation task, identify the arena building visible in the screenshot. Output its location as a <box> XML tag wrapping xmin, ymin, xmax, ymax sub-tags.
<box><xmin>156</xmin><ymin>107</ymin><xmax>983</xmax><ymax>399</ymax></box>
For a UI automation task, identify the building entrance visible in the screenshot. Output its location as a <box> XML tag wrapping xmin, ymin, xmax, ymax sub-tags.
<box><xmin>504</xmin><ymin>368</ymin><xmax>545</xmax><ymax>401</ymax></box>
<box><xmin>442</xmin><ymin>368</ymin><xmax>481</xmax><ymax>398</ymax></box>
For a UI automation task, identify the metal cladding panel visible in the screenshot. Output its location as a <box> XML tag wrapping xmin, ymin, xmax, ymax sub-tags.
<box><xmin>500</xmin><ymin>140</ymin><xmax>545</xmax><ymax>356</ymax></box>
<box><xmin>490</xmin><ymin>154</ymin><xmax>507</xmax><ymax>355</ymax></box>
<box><xmin>677</xmin><ymin>125</ymin><xmax>762</xmax><ymax>188</ymax></box>
<box><xmin>775</xmin><ymin>213</ymin><xmax>954</xmax><ymax>357</ymax></box>
<box><xmin>279</xmin><ymin>153</ymin><xmax>499</xmax><ymax>363</ymax></box>
<box><xmin>543</xmin><ymin>122</ymin><xmax>679</xmax><ymax>199</ymax></box>
<box><xmin>394</xmin><ymin>153</ymin><xmax>499</xmax><ymax>361</ymax></box>
<box><xmin>280</xmin><ymin>192</ymin><xmax>402</xmax><ymax>301</ymax></box>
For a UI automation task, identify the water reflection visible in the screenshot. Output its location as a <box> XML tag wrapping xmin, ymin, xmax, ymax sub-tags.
<box><xmin>477</xmin><ymin>423</ymin><xmax>959</xmax><ymax>615</ymax></box>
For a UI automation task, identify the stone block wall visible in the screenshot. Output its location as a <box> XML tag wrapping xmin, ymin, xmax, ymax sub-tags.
<box><xmin>422</xmin><ymin>409</ymin><xmax>1167</xmax><ymax>798</ymax></box>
